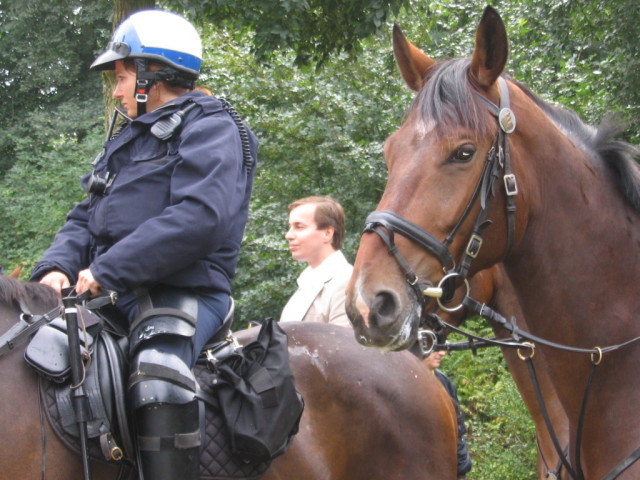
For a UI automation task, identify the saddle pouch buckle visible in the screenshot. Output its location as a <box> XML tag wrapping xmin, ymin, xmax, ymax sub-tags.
<box><xmin>24</xmin><ymin>316</ymin><xmax>96</xmax><ymax>383</ymax></box>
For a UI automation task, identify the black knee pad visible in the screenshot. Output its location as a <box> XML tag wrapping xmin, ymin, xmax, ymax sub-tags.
<box><xmin>129</xmin><ymin>286</ymin><xmax>199</xmax><ymax>357</ymax></box>
<box><xmin>129</xmin><ymin>348</ymin><xmax>200</xmax><ymax>480</ymax></box>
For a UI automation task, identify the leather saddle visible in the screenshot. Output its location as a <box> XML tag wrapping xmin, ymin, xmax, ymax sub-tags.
<box><xmin>30</xmin><ymin>299</ymin><xmax>271</xmax><ymax>480</ymax></box>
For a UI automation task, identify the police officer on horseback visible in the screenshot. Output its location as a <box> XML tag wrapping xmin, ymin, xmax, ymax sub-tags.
<box><xmin>30</xmin><ymin>9</ymin><xmax>257</xmax><ymax>479</ymax></box>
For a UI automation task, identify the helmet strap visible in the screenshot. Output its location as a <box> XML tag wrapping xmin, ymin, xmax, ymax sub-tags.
<box><xmin>153</xmin><ymin>67</ymin><xmax>197</xmax><ymax>90</ymax></box>
<box><xmin>133</xmin><ymin>58</ymin><xmax>157</xmax><ymax>116</ymax></box>
<box><xmin>132</xmin><ymin>59</ymin><xmax>196</xmax><ymax>116</ymax></box>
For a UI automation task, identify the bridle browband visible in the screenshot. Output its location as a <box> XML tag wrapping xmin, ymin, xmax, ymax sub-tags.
<box><xmin>363</xmin><ymin>76</ymin><xmax>518</xmax><ymax>305</ymax></box>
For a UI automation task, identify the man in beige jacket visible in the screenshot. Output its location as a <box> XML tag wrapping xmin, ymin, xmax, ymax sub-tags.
<box><xmin>280</xmin><ymin>196</ymin><xmax>353</xmax><ymax>327</ymax></box>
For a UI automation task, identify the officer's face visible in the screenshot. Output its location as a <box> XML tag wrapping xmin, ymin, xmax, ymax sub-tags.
<box><xmin>423</xmin><ymin>350</ymin><xmax>446</xmax><ymax>371</ymax></box>
<box><xmin>113</xmin><ymin>60</ymin><xmax>138</xmax><ymax>118</ymax></box>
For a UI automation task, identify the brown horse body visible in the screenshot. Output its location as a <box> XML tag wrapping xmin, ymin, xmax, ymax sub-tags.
<box><xmin>438</xmin><ymin>266</ymin><xmax>569</xmax><ymax>479</ymax></box>
<box><xmin>347</xmin><ymin>7</ymin><xmax>640</xmax><ymax>478</ymax></box>
<box><xmin>0</xmin><ymin>275</ymin><xmax>458</xmax><ymax>479</ymax></box>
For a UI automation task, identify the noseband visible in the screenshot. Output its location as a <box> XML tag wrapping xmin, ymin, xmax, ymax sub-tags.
<box><xmin>363</xmin><ymin>77</ymin><xmax>518</xmax><ymax>307</ymax></box>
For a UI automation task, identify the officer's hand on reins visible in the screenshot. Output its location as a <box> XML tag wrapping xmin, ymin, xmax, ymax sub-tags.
<box><xmin>76</xmin><ymin>268</ymin><xmax>103</xmax><ymax>298</ymax></box>
<box><xmin>39</xmin><ymin>270</ymin><xmax>71</xmax><ymax>295</ymax></box>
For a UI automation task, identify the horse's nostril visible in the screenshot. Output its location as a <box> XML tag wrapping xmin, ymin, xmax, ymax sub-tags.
<box><xmin>372</xmin><ymin>290</ymin><xmax>398</xmax><ymax>327</ymax></box>
<box><xmin>376</xmin><ymin>291</ymin><xmax>395</xmax><ymax>315</ymax></box>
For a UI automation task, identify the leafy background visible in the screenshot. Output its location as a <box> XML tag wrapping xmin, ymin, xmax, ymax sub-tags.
<box><xmin>1</xmin><ymin>0</ymin><xmax>638</xmax><ymax>478</ymax></box>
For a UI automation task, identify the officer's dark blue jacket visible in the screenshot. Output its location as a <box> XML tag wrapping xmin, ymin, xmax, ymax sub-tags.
<box><xmin>32</xmin><ymin>91</ymin><xmax>257</xmax><ymax>295</ymax></box>
<box><xmin>435</xmin><ymin>369</ymin><xmax>473</xmax><ymax>477</ymax></box>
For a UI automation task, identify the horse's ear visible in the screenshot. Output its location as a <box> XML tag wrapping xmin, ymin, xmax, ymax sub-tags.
<box><xmin>470</xmin><ymin>6</ymin><xmax>508</xmax><ymax>89</ymax></box>
<box><xmin>9</xmin><ymin>265</ymin><xmax>22</xmax><ymax>279</ymax></box>
<box><xmin>392</xmin><ymin>24</ymin><xmax>435</xmax><ymax>92</ymax></box>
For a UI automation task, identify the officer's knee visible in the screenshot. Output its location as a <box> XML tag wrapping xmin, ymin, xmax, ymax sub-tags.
<box><xmin>128</xmin><ymin>348</ymin><xmax>197</xmax><ymax>408</ymax></box>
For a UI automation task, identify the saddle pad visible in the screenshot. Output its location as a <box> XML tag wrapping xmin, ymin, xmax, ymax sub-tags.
<box><xmin>40</xmin><ymin>364</ymin><xmax>270</xmax><ymax>479</ymax></box>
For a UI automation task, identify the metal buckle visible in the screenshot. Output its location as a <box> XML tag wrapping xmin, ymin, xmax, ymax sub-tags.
<box><xmin>504</xmin><ymin>173</ymin><xmax>518</xmax><ymax>196</ymax></box>
<box><xmin>108</xmin><ymin>290</ymin><xmax>118</xmax><ymax>305</ymax></box>
<box><xmin>465</xmin><ymin>234</ymin><xmax>483</xmax><ymax>258</ymax></box>
<box><xmin>417</xmin><ymin>329</ymin><xmax>437</xmax><ymax>357</ymax></box>
<box><xmin>205</xmin><ymin>336</ymin><xmax>240</xmax><ymax>371</ymax></box>
<box><xmin>205</xmin><ymin>348</ymin><xmax>219</xmax><ymax>368</ymax></box>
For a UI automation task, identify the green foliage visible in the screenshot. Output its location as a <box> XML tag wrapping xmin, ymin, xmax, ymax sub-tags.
<box><xmin>0</xmin><ymin>101</ymin><xmax>103</xmax><ymax>273</ymax></box>
<box><xmin>0</xmin><ymin>0</ymin><xmax>111</xmax><ymax>175</ymax></box>
<box><xmin>444</xmin><ymin>318</ymin><xmax>538</xmax><ymax>479</ymax></box>
<box><xmin>1</xmin><ymin>1</ymin><xmax>639</xmax><ymax>477</ymax></box>
<box><xmin>168</xmin><ymin>0</ymin><xmax>409</xmax><ymax>66</ymax></box>
<box><xmin>394</xmin><ymin>0</ymin><xmax>640</xmax><ymax>140</ymax></box>
<box><xmin>196</xmin><ymin>23</ymin><xmax>408</xmax><ymax>324</ymax></box>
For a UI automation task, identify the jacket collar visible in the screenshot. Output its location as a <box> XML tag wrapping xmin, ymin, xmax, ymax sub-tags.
<box><xmin>297</xmin><ymin>250</ymin><xmax>348</xmax><ymax>287</ymax></box>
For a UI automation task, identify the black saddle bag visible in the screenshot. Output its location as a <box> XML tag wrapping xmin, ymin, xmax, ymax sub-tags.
<box><xmin>211</xmin><ymin>318</ymin><xmax>304</xmax><ymax>463</ymax></box>
<box><xmin>24</xmin><ymin>314</ymin><xmax>96</xmax><ymax>383</ymax></box>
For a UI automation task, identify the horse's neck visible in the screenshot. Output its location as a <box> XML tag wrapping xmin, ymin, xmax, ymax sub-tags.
<box><xmin>0</xmin><ymin>304</ymin><xmax>21</xmax><ymax>334</ymax></box>
<box><xmin>504</xmin><ymin>123</ymin><xmax>640</xmax><ymax>340</ymax></box>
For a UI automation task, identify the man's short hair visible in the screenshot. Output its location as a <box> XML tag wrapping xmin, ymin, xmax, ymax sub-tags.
<box><xmin>288</xmin><ymin>196</ymin><xmax>345</xmax><ymax>250</ymax></box>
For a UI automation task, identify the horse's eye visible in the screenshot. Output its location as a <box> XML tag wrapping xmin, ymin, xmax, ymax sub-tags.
<box><xmin>447</xmin><ymin>144</ymin><xmax>476</xmax><ymax>164</ymax></box>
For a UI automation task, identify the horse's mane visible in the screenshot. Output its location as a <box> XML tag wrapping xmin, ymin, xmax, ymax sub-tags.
<box><xmin>411</xmin><ymin>58</ymin><xmax>640</xmax><ymax>212</ymax></box>
<box><xmin>0</xmin><ymin>276</ymin><xmax>25</xmax><ymax>306</ymax></box>
<box><xmin>0</xmin><ymin>275</ymin><xmax>60</xmax><ymax>312</ymax></box>
<box><xmin>412</xmin><ymin>58</ymin><xmax>493</xmax><ymax>137</ymax></box>
<box><xmin>515</xmin><ymin>80</ymin><xmax>640</xmax><ymax>212</ymax></box>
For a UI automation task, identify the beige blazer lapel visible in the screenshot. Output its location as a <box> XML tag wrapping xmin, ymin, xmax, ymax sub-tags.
<box><xmin>279</xmin><ymin>274</ymin><xmax>325</xmax><ymax>322</ymax></box>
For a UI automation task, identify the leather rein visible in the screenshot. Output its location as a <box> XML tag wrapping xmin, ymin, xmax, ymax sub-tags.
<box><xmin>362</xmin><ymin>77</ymin><xmax>640</xmax><ymax>480</ymax></box>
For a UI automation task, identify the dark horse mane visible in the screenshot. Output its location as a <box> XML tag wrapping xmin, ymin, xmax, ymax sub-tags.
<box><xmin>0</xmin><ymin>275</ymin><xmax>60</xmax><ymax>314</ymax></box>
<box><xmin>412</xmin><ymin>57</ymin><xmax>640</xmax><ymax>212</ymax></box>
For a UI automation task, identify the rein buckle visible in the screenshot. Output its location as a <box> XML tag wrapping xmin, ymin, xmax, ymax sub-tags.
<box><xmin>504</xmin><ymin>173</ymin><xmax>518</xmax><ymax>196</ymax></box>
<box><xmin>465</xmin><ymin>234</ymin><xmax>483</xmax><ymax>258</ymax></box>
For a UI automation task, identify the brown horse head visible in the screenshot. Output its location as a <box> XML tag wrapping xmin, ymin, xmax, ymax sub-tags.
<box><xmin>347</xmin><ymin>7</ymin><xmax>528</xmax><ymax>349</ymax></box>
<box><xmin>349</xmin><ymin>7</ymin><xmax>640</xmax><ymax>476</ymax></box>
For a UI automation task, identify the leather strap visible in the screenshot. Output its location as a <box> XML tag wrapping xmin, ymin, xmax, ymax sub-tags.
<box><xmin>365</xmin><ymin>210</ymin><xmax>455</xmax><ymax>269</ymax></box>
<box><xmin>0</xmin><ymin>306</ymin><xmax>61</xmax><ymax>357</ymax></box>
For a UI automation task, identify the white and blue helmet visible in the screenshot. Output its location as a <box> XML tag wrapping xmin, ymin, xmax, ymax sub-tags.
<box><xmin>91</xmin><ymin>10</ymin><xmax>202</xmax><ymax>78</ymax></box>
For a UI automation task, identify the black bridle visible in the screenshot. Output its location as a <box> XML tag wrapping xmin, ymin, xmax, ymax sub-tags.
<box><xmin>364</xmin><ymin>76</ymin><xmax>518</xmax><ymax>306</ymax></box>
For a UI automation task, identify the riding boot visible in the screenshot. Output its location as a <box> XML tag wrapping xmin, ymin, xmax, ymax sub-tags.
<box><xmin>135</xmin><ymin>399</ymin><xmax>201</xmax><ymax>480</ymax></box>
